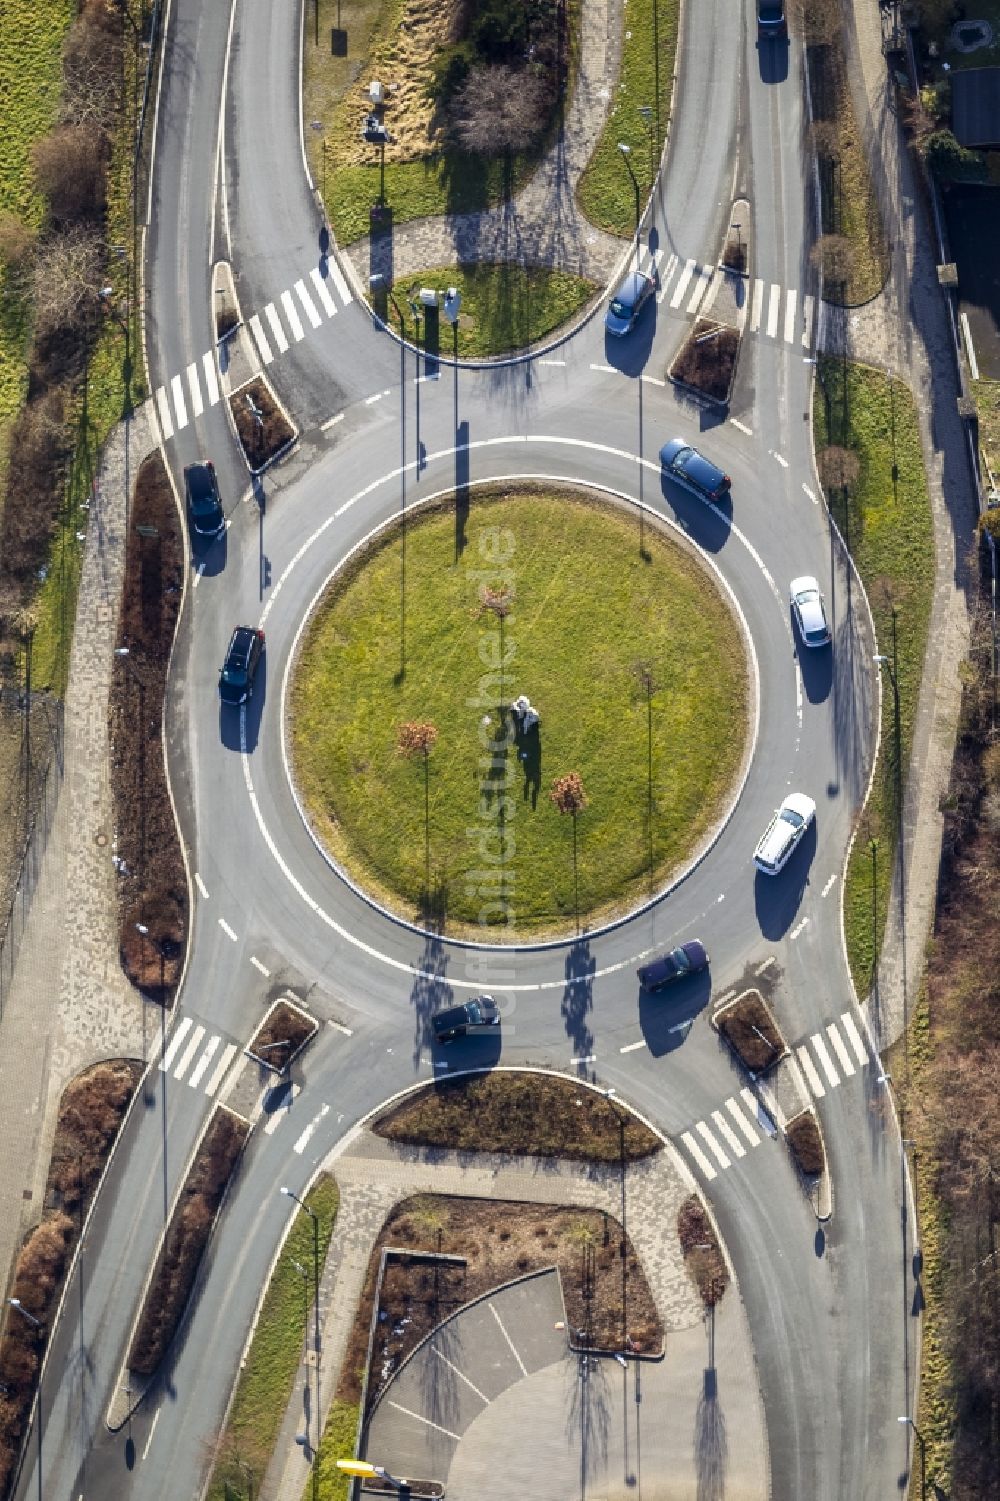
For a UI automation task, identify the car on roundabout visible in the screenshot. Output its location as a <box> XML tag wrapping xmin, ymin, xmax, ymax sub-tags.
<box><xmin>637</xmin><ymin>940</ymin><xmax>709</xmax><ymax>991</ymax></box>
<box><xmin>659</xmin><ymin>439</ymin><xmax>732</xmax><ymax>501</ymax></box>
<box><xmin>431</xmin><ymin>995</ymin><xmax>501</xmax><ymax>1043</ymax></box>
<box><xmin>753</xmin><ymin>792</ymin><xmax>816</xmax><ymax>875</ymax></box>
<box><xmin>790</xmin><ymin>576</ymin><xmax>831</xmax><ymax>648</ymax></box>
<box><xmin>219</xmin><ymin>626</ymin><xmax>265</xmax><ymax>706</ymax></box>
<box><xmin>604</xmin><ymin>271</ymin><xmax>656</xmax><ymax>337</ymax></box>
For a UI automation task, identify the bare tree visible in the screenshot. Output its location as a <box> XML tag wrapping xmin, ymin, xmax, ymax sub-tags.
<box><xmin>550</xmin><ymin>772</ymin><xmax>587</xmax><ymax>928</ymax></box>
<box><xmin>809</xmin><ymin>233</ymin><xmax>856</xmax><ymax>294</ymax></box>
<box><xmin>809</xmin><ymin>120</ymin><xmax>840</xmax><ymax>161</ymax></box>
<box><xmin>61</xmin><ymin>12</ymin><xmax>123</xmax><ymax>132</ymax></box>
<box><xmin>450</xmin><ymin>64</ymin><xmax>551</xmax><ymax>156</ymax></box>
<box><xmin>398</xmin><ymin>721</ymin><xmax>439</xmax><ymax>890</ymax></box>
<box><xmin>816</xmin><ymin>444</ymin><xmax>860</xmax><ymax>492</ymax></box>
<box><xmin>31</xmin><ymin>223</ymin><xmax>104</xmax><ymax>339</ymax></box>
<box><xmin>32</xmin><ymin>124</ymin><xmax>107</xmax><ymax>223</ymax></box>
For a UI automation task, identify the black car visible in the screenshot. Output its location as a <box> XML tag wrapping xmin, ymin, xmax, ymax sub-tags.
<box><xmin>184</xmin><ymin>460</ymin><xmax>225</xmax><ymax>538</ymax></box>
<box><xmin>659</xmin><ymin>439</ymin><xmax>732</xmax><ymax>501</ymax></box>
<box><xmin>431</xmin><ymin>995</ymin><xmax>500</xmax><ymax>1043</ymax></box>
<box><xmin>757</xmin><ymin>0</ymin><xmax>787</xmax><ymax>38</ymax></box>
<box><xmin>637</xmin><ymin>940</ymin><xmax>709</xmax><ymax>991</ymax></box>
<box><xmin>219</xmin><ymin>626</ymin><xmax>264</xmax><ymax>706</ymax></box>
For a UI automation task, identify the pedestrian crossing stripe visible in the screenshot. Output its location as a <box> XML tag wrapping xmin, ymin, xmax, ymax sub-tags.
<box><xmin>249</xmin><ymin>313</ymin><xmax>274</xmax><ymax>365</ymax></box>
<box><xmin>201</xmin><ymin>351</ymin><xmax>220</xmax><ymax>406</ymax></box>
<box><xmin>265</xmin><ymin>301</ymin><xmax>289</xmax><ymax>354</ymax></box>
<box><xmin>186</xmin><ymin>361</ymin><xmax>204</xmax><ymax>418</ymax></box>
<box><xmin>280</xmin><ymin>288</ymin><xmax>305</xmax><ymax>343</ymax></box>
<box><xmin>309</xmin><ymin>266</ymin><xmax>338</xmax><ymax>317</ymax></box>
<box><xmin>295</xmin><ymin>278</ymin><xmax>323</xmax><ymax>329</ymax></box>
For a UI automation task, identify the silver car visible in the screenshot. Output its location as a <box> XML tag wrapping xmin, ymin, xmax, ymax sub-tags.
<box><xmin>790</xmin><ymin>576</ymin><xmax>830</xmax><ymax>648</ymax></box>
<box><xmin>754</xmin><ymin>793</ymin><xmax>816</xmax><ymax>875</ymax></box>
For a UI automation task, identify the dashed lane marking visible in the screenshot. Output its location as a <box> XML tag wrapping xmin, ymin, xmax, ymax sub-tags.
<box><xmin>194</xmin><ymin>872</ymin><xmax>209</xmax><ymax>899</ymax></box>
<box><xmin>280</xmin><ymin>289</ymin><xmax>305</xmax><ymax>343</ymax></box>
<box><xmin>681</xmin><ymin>1130</ymin><xmax>717</xmax><ymax>1181</ymax></box>
<box><xmin>773</xmin><ymin>451</ymin><xmax>789</xmax><ymax>469</ymax></box>
<box><xmin>790</xmin><ymin>916</ymin><xmax>808</xmax><ymax>941</ymax></box>
<box><xmin>840</xmin><ymin>1010</ymin><xmax>869</xmax><ymax>1068</ymax></box>
<box><xmin>539</xmin><ymin>358</ymin><xmax>566</xmax><ymax>367</ymax></box>
<box><xmin>188</xmin><ymin>1035</ymin><xmax>221</xmax><ymax>1089</ymax></box>
<box><xmin>250</xmin><ymin>955</ymin><xmax>271</xmax><ymax>977</ymax></box>
<box><xmin>320</xmin><ymin>411</ymin><xmax>344</xmax><ymax>431</ymax></box>
<box><xmin>811</xmin><ymin>1033</ymin><xmax>840</xmax><ymax>1088</ymax></box>
<box><xmin>264</xmin><ymin>302</ymin><xmax>289</xmax><ymax>354</ymax></box>
<box><xmin>141</xmin><ymin>1408</ymin><xmax>160</xmax><ymax>1463</ymax></box>
<box><xmin>309</xmin><ymin>266</ymin><xmax>338</xmax><ymax>318</ymax></box>
<box><xmin>821</xmin><ymin>872</ymin><xmax>837</xmax><ymax>897</ymax></box>
<box><xmin>173</xmin><ymin>1025</ymin><xmax>206</xmax><ymax>1083</ymax></box>
<box><xmin>364</xmin><ymin>391</ymin><xmax>384</xmax><ymax>405</ymax></box>
<box><xmin>294</xmin><ymin>1102</ymin><xmax>330</xmax><ymax>1154</ymax></box>
<box><xmin>730</xmin><ymin>417</ymin><xmax>753</xmax><ymax>436</ymax></box>
<box><xmin>218</xmin><ymin>917</ymin><xmax>238</xmax><ymax>942</ymax></box>
<box><xmin>802</xmin><ymin>483</ymin><xmax>817</xmax><ymax>504</ymax></box>
<box><xmin>620</xmin><ymin>1039</ymin><xmax>646</xmax><ymax>1054</ymax></box>
<box><xmin>797</xmin><ymin>1046</ymin><xmax>826</xmax><ymax>1098</ymax></box>
<box><xmin>827</xmin><ymin>1022</ymin><xmax>856</xmax><ymax>1077</ymax></box>
<box><xmin>328</xmin><ymin>1019</ymin><xmax>353</xmax><ymax>1036</ymax></box>
<box><xmin>641</xmin><ymin>373</ymin><xmax>666</xmax><ymax>387</ymax></box>
<box><xmin>264</xmin><ymin>1082</ymin><xmax>300</xmax><ymax>1134</ymax></box>
<box><xmin>754</xmin><ymin>956</ymin><xmax>775</xmax><ymax>976</ymax></box>
<box><xmin>589</xmin><ymin>362</ymin><xmax>617</xmax><ymax>375</ymax></box>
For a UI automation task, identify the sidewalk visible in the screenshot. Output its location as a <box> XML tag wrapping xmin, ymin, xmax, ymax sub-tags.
<box><xmin>344</xmin><ymin>0</ymin><xmax>629</xmax><ymax>291</ymax></box>
<box><xmin>0</xmin><ymin>404</ymin><xmax>161</xmax><ymax>1303</ymax></box>
<box><xmin>265</xmin><ymin>1130</ymin><xmax>767</xmax><ymax>1501</ymax></box>
<box><xmin>819</xmin><ymin>4</ymin><xmax>979</xmax><ymax>1054</ymax></box>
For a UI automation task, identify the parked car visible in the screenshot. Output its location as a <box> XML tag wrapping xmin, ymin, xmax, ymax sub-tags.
<box><xmin>431</xmin><ymin>995</ymin><xmax>500</xmax><ymax>1043</ymax></box>
<box><xmin>659</xmin><ymin>439</ymin><xmax>732</xmax><ymax>500</ymax></box>
<box><xmin>604</xmin><ymin>271</ymin><xmax>656</xmax><ymax>337</ymax></box>
<box><xmin>219</xmin><ymin>626</ymin><xmax>265</xmax><ymax>706</ymax></box>
<box><xmin>184</xmin><ymin>461</ymin><xmax>225</xmax><ymax>538</ymax></box>
<box><xmin>757</xmin><ymin>0</ymin><xmax>787</xmax><ymax>38</ymax></box>
<box><xmin>637</xmin><ymin>941</ymin><xmax>709</xmax><ymax>991</ymax></box>
<box><xmin>753</xmin><ymin>793</ymin><xmax>816</xmax><ymax>875</ymax></box>
<box><xmin>790</xmin><ymin>576</ymin><xmax>831</xmax><ymax>648</ymax></box>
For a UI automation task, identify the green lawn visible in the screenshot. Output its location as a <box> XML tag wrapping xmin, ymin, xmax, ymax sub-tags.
<box><xmin>577</xmin><ymin>0</ymin><xmax>679</xmax><ymax>237</ymax></box>
<box><xmin>204</xmin><ymin>1177</ymin><xmax>339</xmax><ymax>1501</ymax></box>
<box><xmin>813</xmin><ymin>357</ymin><xmax>935</xmax><ymax>994</ymax></box>
<box><xmin>973</xmin><ymin>378</ymin><xmax>1000</xmax><ymax>484</ymax></box>
<box><xmin>378</xmin><ymin>264</ymin><xmax>595</xmax><ymax>357</ymax></box>
<box><xmin>290</xmin><ymin>491</ymin><xmax>749</xmax><ymax>936</ymax></box>
<box><xmin>309</xmin><ymin>1401</ymin><xmax>361</xmax><ymax>1501</ymax></box>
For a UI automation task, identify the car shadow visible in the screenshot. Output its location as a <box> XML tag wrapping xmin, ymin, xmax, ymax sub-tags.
<box><xmin>602</xmin><ymin>301</ymin><xmax>656</xmax><ymax>378</ymax></box>
<box><xmin>190</xmin><ymin>525</ymin><xmax>227</xmax><ymax>578</ymax></box>
<box><xmin>757</xmin><ymin>37</ymin><xmax>790</xmax><ymax>84</ymax></box>
<box><xmin>795</xmin><ymin>623</ymin><xmax>833</xmax><ymax>704</ymax></box>
<box><xmin>753</xmin><ymin>822</ymin><xmax>816</xmax><ymax>939</ymax></box>
<box><xmin>218</xmin><ymin>655</ymin><xmax>266</xmax><ymax>753</ymax></box>
<box><xmin>638</xmin><ymin>969</ymin><xmax>712</xmax><ymax>1057</ymax></box>
<box><xmin>432</xmin><ymin>1030</ymin><xmax>502</xmax><ymax>1070</ymax></box>
<box><xmin>659</xmin><ymin>477</ymin><xmax>732</xmax><ymax>553</ymax></box>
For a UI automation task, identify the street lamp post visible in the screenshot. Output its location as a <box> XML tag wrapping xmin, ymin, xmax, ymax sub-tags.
<box><xmin>617</xmin><ymin>144</ymin><xmax>641</xmax><ymax>270</ymax></box>
<box><xmin>898</xmin><ymin>1415</ymin><xmax>927</xmax><ymax>1500</ymax></box>
<box><xmin>7</xmin><ymin>1297</ymin><xmax>43</xmax><ymax>1330</ymax></box>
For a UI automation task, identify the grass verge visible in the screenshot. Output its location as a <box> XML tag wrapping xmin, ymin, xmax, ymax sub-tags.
<box><xmin>377</xmin><ymin>264</ymin><xmax>595</xmax><ymax>357</ymax></box>
<box><xmin>577</xmin><ymin>0</ymin><xmax>679</xmax><ymax>237</ymax></box>
<box><xmin>310</xmin><ymin>1401</ymin><xmax>361</xmax><ymax>1501</ymax></box>
<box><xmin>374</xmin><ymin>1073</ymin><xmax>661</xmax><ymax>1161</ymax></box>
<box><xmin>205</xmin><ymin>1176</ymin><xmax>339</xmax><ymax>1501</ymax></box>
<box><xmin>289</xmin><ymin>488</ymin><xmax>749</xmax><ymax>936</ymax></box>
<box><xmin>973</xmin><ymin>378</ymin><xmax>1000</xmax><ymax>486</ymax></box>
<box><xmin>813</xmin><ymin>356</ymin><xmax>934</xmax><ymax>995</ymax></box>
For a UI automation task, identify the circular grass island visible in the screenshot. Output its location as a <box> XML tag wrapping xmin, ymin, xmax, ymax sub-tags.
<box><xmin>289</xmin><ymin>488</ymin><xmax>751</xmax><ymax>939</ymax></box>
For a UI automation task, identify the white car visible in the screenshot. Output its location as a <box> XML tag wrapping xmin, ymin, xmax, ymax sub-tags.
<box><xmin>790</xmin><ymin>576</ymin><xmax>830</xmax><ymax>648</ymax></box>
<box><xmin>754</xmin><ymin>793</ymin><xmax>816</xmax><ymax>875</ymax></box>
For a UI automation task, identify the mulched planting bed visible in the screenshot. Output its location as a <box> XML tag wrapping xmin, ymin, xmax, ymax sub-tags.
<box><xmin>246</xmin><ymin>998</ymin><xmax>317</xmax><ymax>1074</ymax></box>
<box><xmin>229</xmin><ymin>378</ymin><xmax>294</xmax><ymax>473</ymax></box>
<box><xmin>669</xmin><ymin>319</ymin><xmax>740</xmax><ymax>405</ymax></box>
<box><xmin>128</xmin><ymin>1106</ymin><xmax>249</xmax><ymax>1377</ymax></box>
<box><xmin>374</xmin><ymin>1073</ymin><xmax>661</xmax><ymax>1163</ymax></box>
<box><xmin>715</xmin><ymin>989</ymin><xmax>785</xmax><ymax>1073</ymax></box>
<box><xmin>0</xmin><ymin>1059</ymin><xmax>141</xmax><ymax>1496</ymax></box>
<box><xmin>786</xmin><ymin>1110</ymin><xmax>825</xmax><ymax>1177</ymax></box>
<box><xmin>109</xmin><ymin>451</ymin><xmax>186</xmax><ymax>1001</ymax></box>
<box><xmin>339</xmin><ymin>1195</ymin><xmax>663</xmax><ymax>1410</ymax></box>
<box><xmin>677</xmin><ymin>1193</ymin><xmax>729</xmax><ymax>1307</ymax></box>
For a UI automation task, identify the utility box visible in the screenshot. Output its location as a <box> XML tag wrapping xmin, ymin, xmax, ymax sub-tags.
<box><xmin>369</xmin><ymin>80</ymin><xmax>384</xmax><ymax>104</ymax></box>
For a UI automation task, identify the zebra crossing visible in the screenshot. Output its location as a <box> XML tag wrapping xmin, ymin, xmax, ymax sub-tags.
<box><xmin>652</xmin><ymin>251</ymin><xmax>817</xmax><ymax>351</ymax></box>
<box><xmin>675</xmin><ymin>1008</ymin><xmax>872</xmax><ymax>1184</ymax></box>
<box><xmin>152</xmin><ymin>258</ymin><xmax>354</xmax><ymax>441</ymax></box>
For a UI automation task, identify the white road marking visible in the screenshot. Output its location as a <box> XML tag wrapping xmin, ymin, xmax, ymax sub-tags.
<box><xmin>250</xmin><ymin>955</ymin><xmax>271</xmax><ymax>977</ymax></box>
<box><xmin>186</xmin><ymin>362</ymin><xmax>204</xmax><ymax>418</ymax></box>
<box><xmin>386</xmin><ymin>1400</ymin><xmax>460</xmax><ymax>1441</ymax></box>
<box><xmin>294</xmin><ymin>1102</ymin><xmax>330</xmax><ymax>1154</ymax></box>
<box><xmin>681</xmin><ymin>1129</ymin><xmax>717</xmax><ymax>1180</ymax></box>
<box><xmin>325</xmin><ymin>253</ymin><xmax>353</xmax><ymax>305</ymax></box>
<box><xmin>192</xmin><ymin>562</ymin><xmax>205</xmax><ymax>588</ymax></box>
<box><xmin>699</xmin><ymin>264</ymin><xmax>725</xmax><ymax>315</ymax></box>
<box><xmin>730</xmin><ymin>417</ymin><xmax>753</xmax><ymax>436</ymax></box>
<box><xmin>656</xmin><ymin>252</ymin><xmax>678</xmax><ymax>302</ymax></box>
<box><xmin>141</xmin><ymin>1408</ymin><xmax>160</xmax><ymax>1462</ymax></box>
<box><xmin>204</xmin><ymin>1043</ymin><xmax>237</xmax><ymax>1097</ymax></box>
<box><xmin>821</xmin><ymin>872</ymin><xmax>837</xmax><ymax>897</ymax></box>
<box><xmin>264</xmin><ymin>302</ymin><xmax>290</xmax><ymax>353</ymax></box>
<box><xmin>766</xmin><ymin>283</ymin><xmax>780</xmax><ymax>340</ymax></box>
<box><xmin>795</xmin><ymin>665</ymin><xmax>803</xmax><ymax>729</ymax></box>
<box><xmin>364</xmin><ymin>391</ymin><xmax>384</xmax><ymax>405</ymax></box>
<box><xmin>961</xmin><ymin>311</ymin><xmax>979</xmax><ymax>380</ymax></box>
<box><xmin>797</xmin><ymin>1046</ymin><xmax>826</xmax><ymax>1098</ymax></box>
<box><xmin>840</xmin><ymin>1011</ymin><xmax>869</xmax><ymax>1067</ymax></box>
<box><xmin>431</xmin><ymin>1344</ymin><xmax>489</xmax><ymax>1403</ymax></box>
<box><xmin>173</xmin><ymin>1025</ymin><xmax>206</xmax><ymax>1083</ymax></box>
<box><xmin>696</xmin><ymin>1119</ymin><xmax>731</xmax><ymax>1170</ymax></box>
<box><xmin>726</xmin><ymin>1096</ymin><xmax>761</xmax><ymax>1146</ymax></box>
<box><xmin>742</xmin><ymin>1086</ymin><xmax>777</xmax><ymax>1136</ymax></box>
<box><xmin>754</xmin><ymin>956</ymin><xmax>775</xmax><ymax>976</ymax></box>
<box><xmin>264</xmin><ymin>1082</ymin><xmax>301</xmax><ymax>1134</ymax></box>
<box><xmin>789</xmin><ymin>916</ymin><xmax>808</xmax><ymax>941</ymax></box>
<box><xmin>328</xmin><ymin>1019</ymin><xmax>354</xmax><ymax>1036</ymax></box>
<box><xmin>194</xmin><ymin>872</ymin><xmax>209</xmax><ymax>899</ymax></box>
<box><xmin>686</xmin><ymin>265</ymin><xmax>714</xmax><ymax>315</ymax></box>
<box><xmin>670</xmin><ymin>258</ymin><xmax>696</xmax><ymax>308</ymax></box>
<box><xmin>202</xmin><ymin>351</ymin><xmax>221</xmax><ymax>406</ymax></box>
<box><xmin>539</xmin><ymin>358</ymin><xmax>566</xmax><ymax>367</ymax></box>
<box><xmin>218</xmin><ymin>917</ymin><xmax>238</xmax><ymax>942</ymax></box>
<box><xmin>188</xmin><ymin>1035</ymin><xmax>221</xmax><ymax>1089</ymax></box>
<box><xmin>711</xmin><ymin>1109</ymin><xmax>746</xmax><ymax>1158</ymax></box>
<box><xmin>811</xmin><ymin>1033</ymin><xmax>840</xmax><ymax>1088</ymax></box>
<box><xmin>280</xmin><ymin>289</ymin><xmax>305</xmax><ymax>342</ymax></box>
<box><xmin>155</xmin><ymin>385</ymin><xmax>174</xmax><ymax>440</ymax></box>
<box><xmin>802</xmin><ymin>483</ymin><xmax>817</xmax><ymax>504</ymax></box>
<box><xmin>749</xmin><ymin>278</ymin><xmax>764</xmax><ymax>332</ymax></box>
<box><xmin>589</xmin><ymin>363</ymin><xmax>617</xmax><ymax>375</ymax></box>
<box><xmin>773</xmin><ymin>451</ymin><xmax>789</xmax><ymax>469</ymax></box>
<box><xmin>249</xmin><ymin>314</ymin><xmax>274</xmax><ymax>365</ymax></box>
<box><xmin>573</xmin><ymin>1054</ymin><xmax>597</xmax><ymax>1065</ymax></box>
<box><xmin>801</xmin><ymin>294</ymin><xmax>815</xmax><ymax>348</ymax></box>
<box><xmin>309</xmin><ymin>266</ymin><xmax>338</xmax><ymax>317</ymax></box>
<box><xmin>159</xmin><ymin>1017</ymin><xmax>192</xmax><ymax>1072</ymax></box>
<box><xmin>619</xmin><ymin>1039</ymin><xmax>646</xmax><ymax>1054</ymax></box>
<box><xmin>827</xmin><ymin>1022</ymin><xmax>856</xmax><ymax>1077</ymax></box>
<box><xmin>783</xmin><ymin>288</ymin><xmax>798</xmax><ymax>344</ymax></box>
<box><xmin>489</xmin><ymin>1301</ymin><xmax>527</xmax><ymax>1374</ymax></box>
<box><xmin>641</xmin><ymin>373</ymin><xmax>666</xmax><ymax>387</ymax></box>
<box><xmin>320</xmin><ymin>411</ymin><xmax>344</xmax><ymax>431</ymax></box>
<box><xmin>295</xmin><ymin>278</ymin><xmax>323</xmax><ymax>329</ymax></box>
<box><xmin>170</xmin><ymin>373</ymin><xmax>189</xmax><ymax>430</ymax></box>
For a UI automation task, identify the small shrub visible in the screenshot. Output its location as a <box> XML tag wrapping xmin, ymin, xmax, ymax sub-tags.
<box><xmin>924</xmin><ymin>129</ymin><xmax>987</xmax><ymax>183</ymax></box>
<box><xmin>0</xmin><ymin>212</ymin><xmax>36</xmax><ymax>273</ymax></box>
<box><xmin>786</xmin><ymin>1111</ymin><xmax>825</xmax><ymax>1176</ymax></box>
<box><xmin>32</xmin><ymin>124</ymin><xmax>108</xmax><ymax>222</ymax></box>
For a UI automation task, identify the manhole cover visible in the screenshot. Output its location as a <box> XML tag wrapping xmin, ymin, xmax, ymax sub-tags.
<box><xmin>951</xmin><ymin>18</ymin><xmax>993</xmax><ymax>51</ymax></box>
<box><xmin>95</xmin><ymin>831</ymin><xmax>108</xmax><ymax>847</ymax></box>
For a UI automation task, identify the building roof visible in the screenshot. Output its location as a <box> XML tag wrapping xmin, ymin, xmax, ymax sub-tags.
<box><xmin>952</xmin><ymin>67</ymin><xmax>1000</xmax><ymax>149</ymax></box>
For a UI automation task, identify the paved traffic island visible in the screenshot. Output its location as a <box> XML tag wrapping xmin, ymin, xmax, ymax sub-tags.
<box><xmin>288</xmin><ymin>487</ymin><xmax>751</xmax><ymax>941</ymax></box>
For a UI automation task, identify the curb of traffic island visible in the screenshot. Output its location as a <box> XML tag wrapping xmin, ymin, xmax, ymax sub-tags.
<box><xmin>245</xmin><ymin>994</ymin><xmax>319</xmax><ymax>1076</ymax></box>
<box><xmin>719</xmin><ymin>196</ymin><xmax>751</xmax><ymax>279</ymax></box>
<box><xmin>785</xmin><ymin>1106</ymin><xmax>833</xmax><ymax>1222</ymax></box>
<box><xmin>711</xmin><ymin>989</ymin><xmax>789</xmax><ymax>1074</ymax></box>
<box><xmin>210</xmin><ymin>260</ymin><xmax>299</xmax><ymax>477</ymax></box>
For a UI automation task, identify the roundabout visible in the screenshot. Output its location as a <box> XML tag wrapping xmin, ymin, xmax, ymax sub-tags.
<box><xmin>287</xmin><ymin>485</ymin><xmax>752</xmax><ymax>939</ymax></box>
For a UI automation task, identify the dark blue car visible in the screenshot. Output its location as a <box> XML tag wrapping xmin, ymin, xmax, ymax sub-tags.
<box><xmin>604</xmin><ymin>272</ymin><xmax>655</xmax><ymax>337</ymax></box>
<box><xmin>637</xmin><ymin>941</ymin><xmax>709</xmax><ymax>991</ymax></box>
<box><xmin>659</xmin><ymin>439</ymin><xmax>732</xmax><ymax>500</ymax></box>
